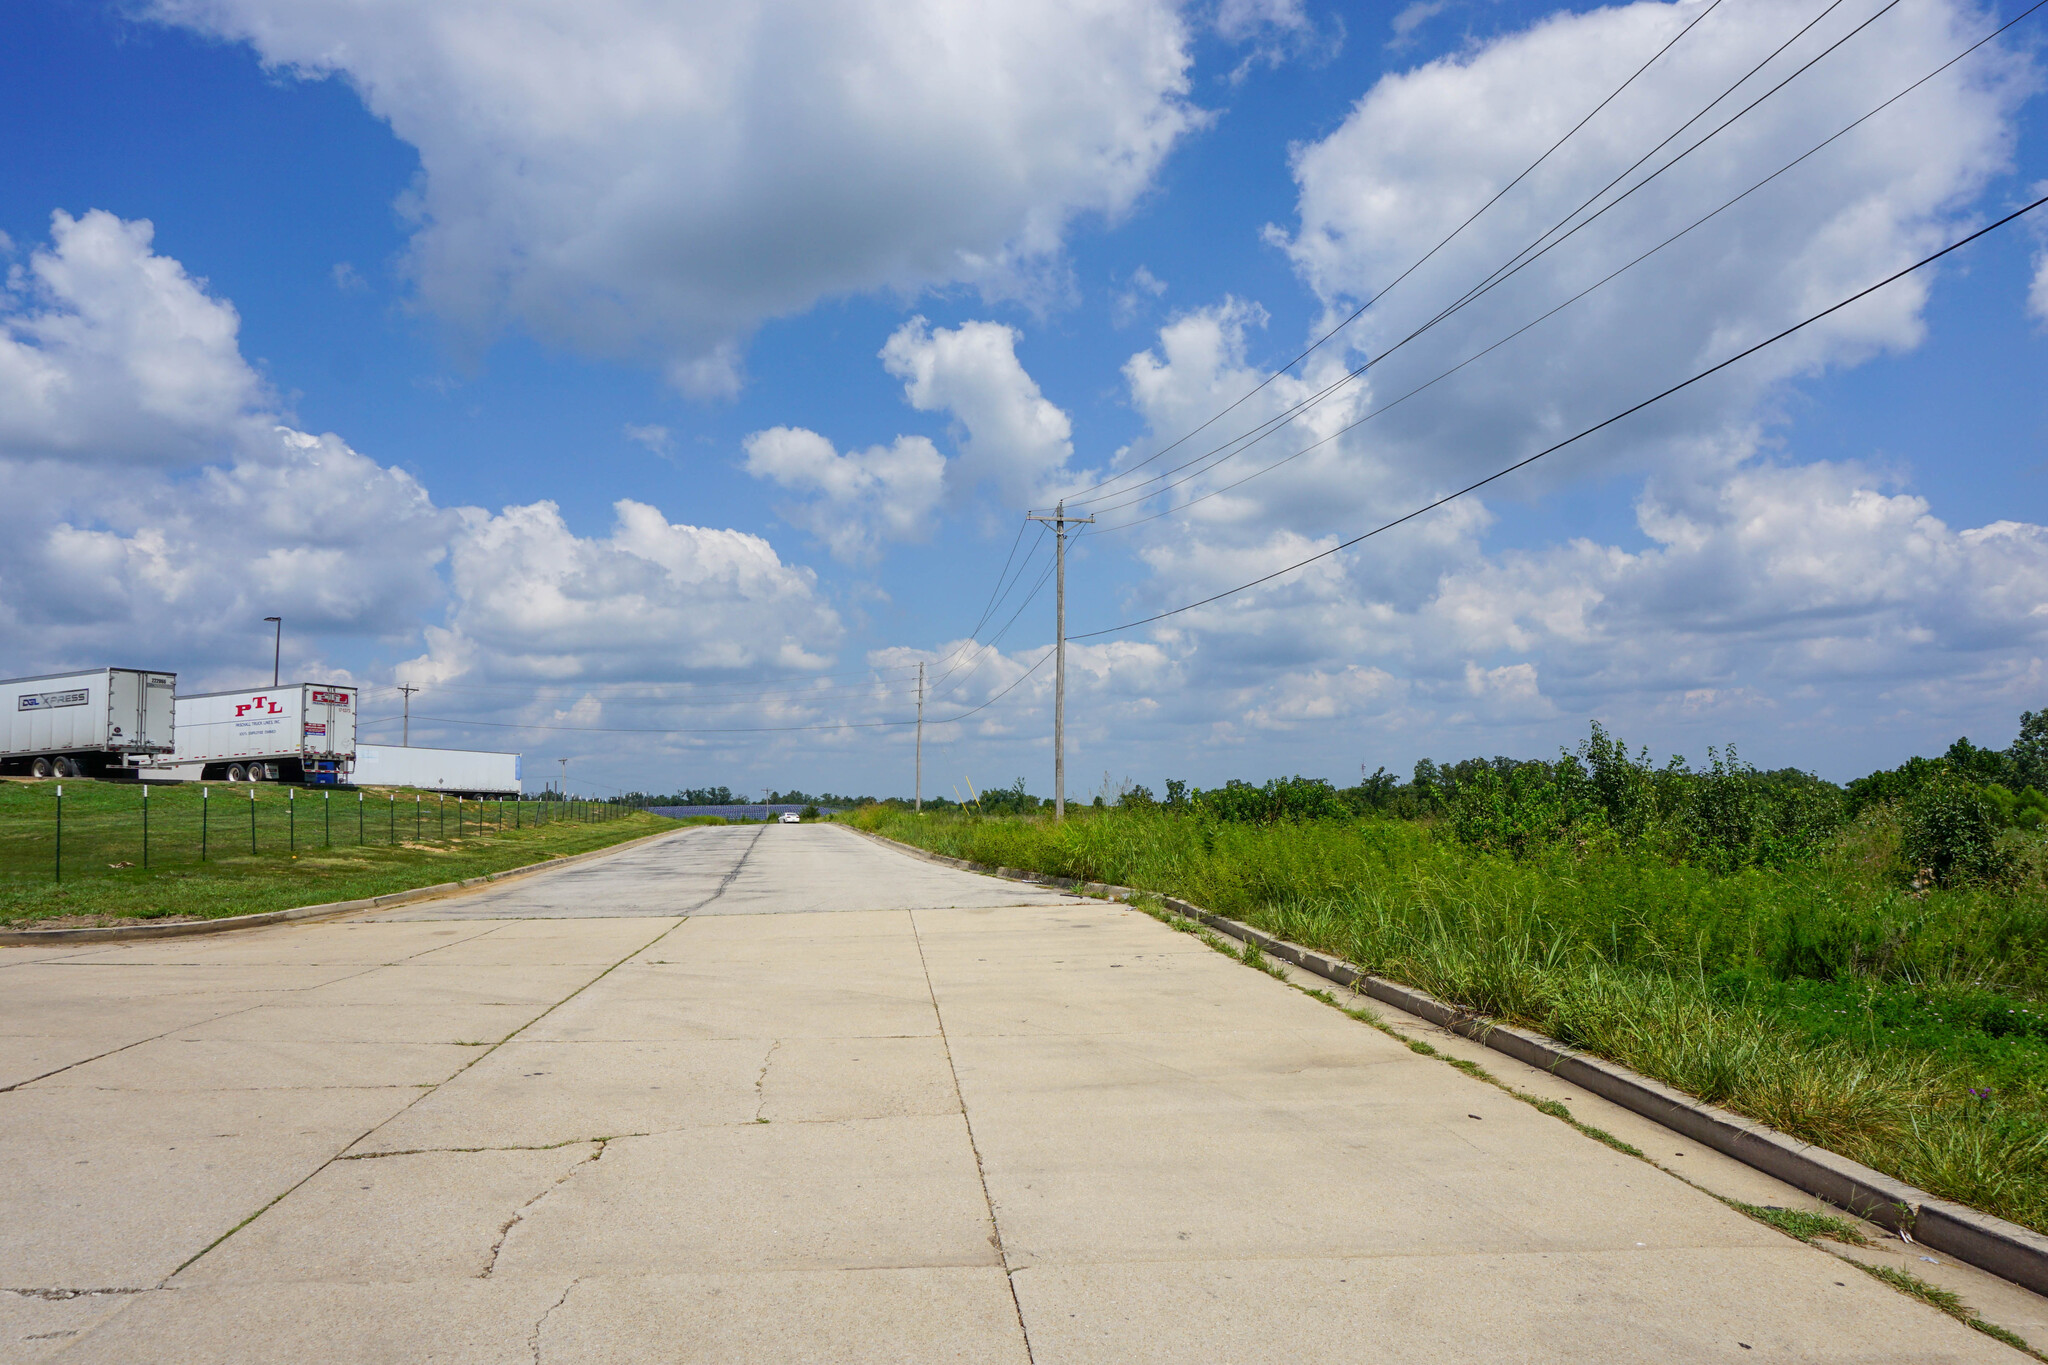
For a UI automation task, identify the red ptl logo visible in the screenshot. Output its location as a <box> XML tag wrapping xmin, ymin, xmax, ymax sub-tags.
<box><xmin>235</xmin><ymin>695</ymin><xmax>285</xmax><ymax>718</ymax></box>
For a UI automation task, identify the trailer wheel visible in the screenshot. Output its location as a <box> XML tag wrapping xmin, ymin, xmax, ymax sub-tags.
<box><xmin>227</xmin><ymin>764</ymin><xmax>247</xmax><ymax>782</ymax></box>
<box><xmin>31</xmin><ymin>757</ymin><xmax>53</xmax><ymax>779</ymax></box>
<box><xmin>53</xmin><ymin>757</ymin><xmax>78</xmax><ymax>778</ymax></box>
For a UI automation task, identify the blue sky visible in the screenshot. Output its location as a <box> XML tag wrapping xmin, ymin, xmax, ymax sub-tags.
<box><xmin>4</xmin><ymin>0</ymin><xmax>2047</xmax><ymax>798</ymax></box>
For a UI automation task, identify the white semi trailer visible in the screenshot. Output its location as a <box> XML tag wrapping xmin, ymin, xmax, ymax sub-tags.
<box><xmin>157</xmin><ymin>683</ymin><xmax>360</xmax><ymax>785</ymax></box>
<box><xmin>352</xmin><ymin>744</ymin><xmax>522</xmax><ymax>797</ymax></box>
<box><xmin>0</xmin><ymin>668</ymin><xmax>177</xmax><ymax>777</ymax></box>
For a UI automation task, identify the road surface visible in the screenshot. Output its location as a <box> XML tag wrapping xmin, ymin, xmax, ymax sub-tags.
<box><xmin>1</xmin><ymin>823</ymin><xmax>2032</xmax><ymax>1361</ymax></box>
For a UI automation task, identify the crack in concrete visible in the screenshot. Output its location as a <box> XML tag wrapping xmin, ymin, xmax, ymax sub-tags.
<box><xmin>2</xmin><ymin>1287</ymin><xmax>155</xmax><ymax>1301</ymax></box>
<box><xmin>530</xmin><ymin>1276</ymin><xmax>581</xmax><ymax>1363</ymax></box>
<box><xmin>753</xmin><ymin>1039</ymin><xmax>780</xmax><ymax>1122</ymax></box>
<box><xmin>160</xmin><ymin>915</ymin><xmax>691</xmax><ymax>1286</ymax></box>
<box><xmin>339</xmin><ymin>1136</ymin><xmax>651</xmax><ymax>1160</ymax></box>
<box><xmin>907</xmin><ymin>907</ymin><xmax>1037</xmax><ymax>1365</ymax></box>
<box><xmin>678</xmin><ymin>823</ymin><xmax>770</xmax><ymax>914</ymax></box>
<box><xmin>479</xmin><ymin>1142</ymin><xmax>607</xmax><ymax>1279</ymax></box>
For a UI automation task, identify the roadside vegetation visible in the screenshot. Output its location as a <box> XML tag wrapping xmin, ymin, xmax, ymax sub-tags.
<box><xmin>0</xmin><ymin>779</ymin><xmax>673</xmax><ymax>926</ymax></box>
<box><xmin>848</xmin><ymin>715</ymin><xmax>2048</xmax><ymax>1236</ymax></box>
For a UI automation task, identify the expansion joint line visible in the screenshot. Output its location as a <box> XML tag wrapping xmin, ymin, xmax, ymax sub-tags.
<box><xmin>908</xmin><ymin>909</ymin><xmax>1037</xmax><ymax>1364</ymax></box>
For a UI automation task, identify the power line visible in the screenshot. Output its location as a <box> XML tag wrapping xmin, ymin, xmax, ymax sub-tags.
<box><xmin>365</xmin><ymin>649</ymin><xmax>1055</xmax><ymax>737</ymax></box>
<box><xmin>1071</xmin><ymin>192</ymin><xmax>2048</xmax><ymax>641</ymax></box>
<box><xmin>1087</xmin><ymin>0</ymin><xmax>2047</xmax><ymax>533</ymax></box>
<box><xmin>1050</xmin><ymin>0</ymin><xmax>1734</xmax><ymax>510</ymax></box>
<box><xmin>1063</xmin><ymin>0</ymin><xmax>1903</xmax><ymax>519</ymax></box>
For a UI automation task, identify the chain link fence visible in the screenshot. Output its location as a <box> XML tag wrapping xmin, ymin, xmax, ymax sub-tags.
<box><xmin>0</xmin><ymin>781</ymin><xmax>622</xmax><ymax>882</ymax></box>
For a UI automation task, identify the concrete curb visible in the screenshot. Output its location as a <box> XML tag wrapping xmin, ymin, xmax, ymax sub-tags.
<box><xmin>844</xmin><ymin>822</ymin><xmax>2048</xmax><ymax>1299</ymax></box>
<box><xmin>0</xmin><ymin>822</ymin><xmax>691</xmax><ymax>946</ymax></box>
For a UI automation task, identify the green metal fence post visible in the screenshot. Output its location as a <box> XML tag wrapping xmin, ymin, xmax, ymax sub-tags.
<box><xmin>388</xmin><ymin>793</ymin><xmax>395</xmax><ymax>844</ymax></box>
<box><xmin>289</xmin><ymin>788</ymin><xmax>296</xmax><ymax>854</ymax></box>
<box><xmin>201</xmin><ymin>785</ymin><xmax>209</xmax><ymax>862</ymax></box>
<box><xmin>249</xmin><ymin>786</ymin><xmax>257</xmax><ymax>855</ymax></box>
<box><xmin>415</xmin><ymin>795</ymin><xmax>421</xmax><ymax>843</ymax></box>
<box><xmin>438</xmin><ymin>795</ymin><xmax>445</xmax><ymax>841</ymax></box>
<box><xmin>358</xmin><ymin>790</ymin><xmax>364</xmax><ymax>845</ymax></box>
<box><xmin>324</xmin><ymin>791</ymin><xmax>331</xmax><ymax>847</ymax></box>
<box><xmin>54</xmin><ymin>784</ymin><xmax>62</xmax><ymax>883</ymax></box>
<box><xmin>142</xmin><ymin>782</ymin><xmax>150</xmax><ymax>870</ymax></box>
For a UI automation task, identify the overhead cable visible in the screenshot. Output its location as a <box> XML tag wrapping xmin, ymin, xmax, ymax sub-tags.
<box><xmin>1070</xmin><ymin>192</ymin><xmax>2048</xmax><ymax>640</ymax></box>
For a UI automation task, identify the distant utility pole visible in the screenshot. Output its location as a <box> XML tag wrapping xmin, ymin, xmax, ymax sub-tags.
<box><xmin>1025</xmin><ymin>499</ymin><xmax>1093</xmax><ymax>820</ymax></box>
<box><xmin>397</xmin><ymin>685</ymin><xmax>419</xmax><ymax>747</ymax></box>
<box><xmin>915</xmin><ymin>661</ymin><xmax>925</xmax><ymax>814</ymax></box>
<box><xmin>557</xmin><ymin>757</ymin><xmax>568</xmax><ymax>798</ymax></box>
<box><xmin>263</xmin><ymin>617</ymin><xmax>282</xmax><ymax>687</ymax></box>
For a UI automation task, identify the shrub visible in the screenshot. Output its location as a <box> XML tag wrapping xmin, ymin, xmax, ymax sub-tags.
<box><xmin>1903</xmin><ymin>769</ymin><xmax>2012</xmax><ymax>887</ymax></box>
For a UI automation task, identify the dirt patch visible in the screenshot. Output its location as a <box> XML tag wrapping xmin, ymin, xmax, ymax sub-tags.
<box><xmin>1</xmin><ymin>911</ymin><xmax>209</xmax><ymax>930</ymax></box>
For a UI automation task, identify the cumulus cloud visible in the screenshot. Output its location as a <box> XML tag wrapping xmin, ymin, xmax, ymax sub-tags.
<box><xmin>745</xmin><ymin>317</ymin><xmax>1080</xmax><ymax>560</ymax></box>
<box><xmin>882</xmin><ymin>317</ymin><xmax>1079</xmax><ymax>508</ymax></box>
<box><xmin>405</xmin><ymin>499</ymin><xmax>841</xmax><ymax>686</ymax></box>
<box><xmin>1271</xmin><ymin>0</ymin><xmax>2029</xmax><ymax>497</ymax></box>
<box><xmin>1048</xmin><ymin>0</ymin><xmax>2048</xmax><ymax>772</ymax></box>
<box><xmin>742</xmin><ymin>426</ymin><xmax>945</xmax><ymax>564</ymax></box>
<box><xmin>147</xmin><ymin>0</ymin><xmax>1204</xmax><ymax>392</ymax></box>
<box><xmin>0</xmin><ymin>209</ymin><xmax>272</xmax><ymax>465</ymax></box>
<box><xmin>0</xmin><ymin>208</ymin><xmax>845</xmax><ymax>706</ymax></box>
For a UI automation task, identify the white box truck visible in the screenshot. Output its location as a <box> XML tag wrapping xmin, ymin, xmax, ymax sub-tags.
<box><xmin>0</xmin><ymin>668</ymin><xmax>176</xmax><ymax>778</ymax></box>
<box><xmin>352</xmin><ymin>744</ymin><xmax>522</xmax><ymax>797</ymax></box>
<box><xmin>162</xmin><ymin>683</ymin><xmax>359</xmax><ymax>785</ymax></box>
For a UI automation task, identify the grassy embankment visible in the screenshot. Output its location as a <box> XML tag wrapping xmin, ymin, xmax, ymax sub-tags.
<box><xmin>848</xmin><ymin>804</ymin><xmax>2048</xmax><ymax>1237</ymax></box>
<box><xmin>0</xmin><ymin>778</ymin><xmax>675</xmax><ymax>925</ymax></box>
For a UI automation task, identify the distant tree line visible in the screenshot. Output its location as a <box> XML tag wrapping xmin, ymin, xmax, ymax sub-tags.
<box><xmin>1098</xmin><ymin>709</ymin><xmax>2048</xmax><ymax>889</ymax></box>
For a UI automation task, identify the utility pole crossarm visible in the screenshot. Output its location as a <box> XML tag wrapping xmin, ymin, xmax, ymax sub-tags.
<box><xmin>1024</xmin><ymin>501</ymin><xmax>1094</xmax><ymax>822</ymax></box>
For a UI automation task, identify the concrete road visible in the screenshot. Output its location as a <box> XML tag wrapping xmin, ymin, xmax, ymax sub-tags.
<box><xmin>1</xmin><ymin>823</ymin><xmax>2032</xmax><ymax>1361</ymax></box>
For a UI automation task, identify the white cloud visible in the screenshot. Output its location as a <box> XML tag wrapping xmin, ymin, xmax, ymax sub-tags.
<box><xmin>0</xmin><ymin>208</ymin><xmax>847</xmax><ymax>712</ymax></box>
<box><xmin>1111</xmin><ymin>263</ymin><xmax>1168</xmax><ymax>326</ymax></box>
<box><xmin>1271</xmin><ymin>0</ymin><xmax>2030</xmax><ymax>499</ymax></box>
<box><xmin>742</xmin><ymin>426</ymin><xmax>945</xmax><ymax>564</ymax></box>
<box><xmin>882</xmin><ymin>317</ymin><xmax>1078</xmax><ymax>508</ymax></box>
<box><xmin>1389</xmin><ymin>1</ymin><xmax>1449</xmax><ymax>45</ymax></box>
<box><xmin>0</xmin><ymin>209</ymin><xmax>271</xmax><ymax>465</ymax></box>
<box><xmin>623</xmin><ymin>423</ymin><xmax>674</xmax><ymax>459</ymax></box>
<box><xmin>147</xmin><ymin>0</ymin><xmax>1204</xmax><ymax>391</ymax></box>
<box><xmin>1045</xmin><ymin>0</ymin><xmax>2048</xmax><ymax>775</ymax></box>
<box><xmin>406</xmin><ymin>499</ymin><xmax>841</xmax><ymax>687</ymax></box>
<box><xmin>745</xmin><ymin>317</ymin><xmax>1082</xmax><ymax>559</ymax></box>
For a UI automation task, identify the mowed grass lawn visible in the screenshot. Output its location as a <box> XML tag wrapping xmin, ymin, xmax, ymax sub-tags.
<box><xmin>0</xmin><ymin>777</ymin><xmax>674</xmax><ymax>925</ymax></box>
<box><xmin>850</xmin><ymin>805</ymin><xmax>2048</xmax><ymax>1238</ymax></box>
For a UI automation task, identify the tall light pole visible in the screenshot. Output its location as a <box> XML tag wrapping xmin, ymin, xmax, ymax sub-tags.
<box><xmin>1024</xmin><ymin>501</ymin><xmax>1093</xmax><ymax>820</ymax></box>
<box><xmin>263</xmin><ymin>617</ymin><xmax>281</xmax><ymax>686</ymax></box>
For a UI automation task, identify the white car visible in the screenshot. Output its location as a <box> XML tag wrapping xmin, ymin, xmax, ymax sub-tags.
<box><xmin>779</xmin><ymin>811</ymin><xmax>800</xmax><ymax>824</ymax></box>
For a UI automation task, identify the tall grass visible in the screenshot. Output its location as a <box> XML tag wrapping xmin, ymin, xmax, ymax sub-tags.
<box><xmin>853</xmin><ymin>805</ymin><xmax>2048</xmax><ymax>1234</ymax></box>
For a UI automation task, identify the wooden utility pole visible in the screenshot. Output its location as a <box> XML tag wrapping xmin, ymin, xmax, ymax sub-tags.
<box><xmin>397</xmin><ymin>684</ymin><xmax>419</xmax><ymax>747</ymax></box>
<box><xmin>915</xmin><ymin>661</ymin><xmax>925</xmax><ymax>814</ymax></box>
<box><xmin>1025</xmin><ymin>500</ymin><xmax>1093</xmax><ymax>820</ymax></box>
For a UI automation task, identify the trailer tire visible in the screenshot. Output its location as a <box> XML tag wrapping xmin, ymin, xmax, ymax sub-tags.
<box><xmin>53</xmin><ymin>757</ymin><xmax>78</xmax><ymax>778</ymax></box>
<box><xmin>226</xmin><ymin>764</ymin><xmax>247</xmax><ymax>783</ymax></box>
<box><xmin>31</xmin><ymin>757</ymin><xmax>53</xmax><ymax>779</ymax></box>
